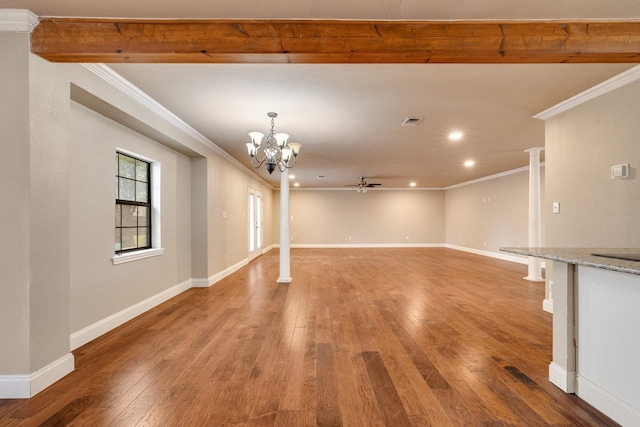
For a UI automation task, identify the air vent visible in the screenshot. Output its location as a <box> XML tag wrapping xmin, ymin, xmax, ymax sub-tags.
<box><xmin>401</xmin><ymin>117</ymin><xmax>424</xmax><ymax>126</ymax></box>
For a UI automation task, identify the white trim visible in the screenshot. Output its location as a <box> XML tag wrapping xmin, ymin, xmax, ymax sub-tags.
<box><xmin>0</xmin><ymin>375</ymin><xmax>29</xmax><ymax>399</ymax></box>
<box><xmin>549</xmin><ymin>361</ymin><xmax>576</xmax><ymax>393</ymax></box>
<box><xmin>286</xmin><ymin>164</ymin><xmax>544</xmax><ymax>192</ymax></box>
<box><xmin>30</xmin><ymin>353</ymin><xmax>74</xmax><ymax>397</ymax></box>
<box><xmin>70</xmin><ymin>278</ymin><xmax>191</xmax><ymax>349</ymax></box>
<box><xmin>279</xmin><ymin>243</ymin><xmax>546</xmax><ymax>268</ymax></box>
<box><xmin>577</xmin><ymin>374</ymin><xmax>640</xmax><ymax>427</ymax></box>
<box><xmin>0</xmin><ymin>353</ymin><xmax>74</xmax><ymax>398</ymax></box>
<box><xmin>263</xmin><ymin>244</ymin><xmax>276</xmax><ymax>253</ymax></box>
<box><xmin>208</xmin><ymin>258</ymin><xmax>250</xmax><ymax>286</ymax></box>
<box><xmin>543</xmin><ymin>298</ymin><xmax>554</xmax><ymax>313</ymax></box>
<box><xmin>289</xmin><ymin>243</ymin><xmax>444</xmax><ymax>249</ymax></box>
<box><xmin>445</xmin><ymin>244</ymin><xmax>532</xmax><ymax>265</ymax></box>
<box><xmin>114</xmin><ymin>150</ymin><xmax>162</xmax><ymax>257</ymax></box>
<box><xmin>81</xmin><ymin>64</ymin><xmax>273</xmax><ymax>190</ymax></box>
<box><xmin>445</xmin><ymin>164</ymin><xmax>542</xmax><ymax>190</ymax></box>
<box><xmin>534</xmin><ymin>65</ymin><xmax>640</xmax><ymax>120</ymax></box>
<box><xmin>290</xmin><ymin>187</ymin><xmax>443</xmax><ymax>191</ymax></box>
<box><xmin>191</xmin><ymin>278</ymin><xmax>210</xmax><ymax>288</ymax></box>
<box><xmin>112</xmin><ymin>247</ymin><xmax>165</xmax><ymax>265</ymax></box>
<box><xmin>0</xmin><ymin>9</ymin><xmax>38</xmax><ymax>32</ymax></box>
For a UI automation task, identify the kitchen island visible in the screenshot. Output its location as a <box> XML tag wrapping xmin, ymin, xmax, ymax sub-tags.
<box><xmin>500</xmin><ymin>247</ymin><xmax>640</xmax><ymax>426</ymax></box>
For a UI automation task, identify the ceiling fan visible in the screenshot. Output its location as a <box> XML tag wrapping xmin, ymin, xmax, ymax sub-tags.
<box><xmin>344</xmin><ymin>177</ymin><xmax>382</xmax><ymax>193</ymax></box>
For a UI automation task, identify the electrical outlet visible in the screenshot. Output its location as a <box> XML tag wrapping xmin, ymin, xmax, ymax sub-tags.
<box><xmin>552</xmin><ymin>202</ymin><xmax>560</xmax><ymax>214</ymax></box>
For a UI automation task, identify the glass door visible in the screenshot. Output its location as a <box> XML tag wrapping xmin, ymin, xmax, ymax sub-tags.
<box><xmin>248</xmin><ymin>187</ymin><xmax>263</xmax><ymax>258</ymax></box>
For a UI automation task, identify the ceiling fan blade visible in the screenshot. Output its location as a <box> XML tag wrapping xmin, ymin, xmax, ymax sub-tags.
<box><xmin>367</xmin><ymin>183</ymin><xmax>382</xmax><ymax>186</ymax></box>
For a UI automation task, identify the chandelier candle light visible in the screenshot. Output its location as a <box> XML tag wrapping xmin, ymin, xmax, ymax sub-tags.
<box><xmin>246</xmin><ymin>112</ymin><xmax>302</xmax><ymax>174</ymax></box>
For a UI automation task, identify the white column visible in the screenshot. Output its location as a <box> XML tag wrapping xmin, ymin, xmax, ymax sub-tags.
<box><xmin>524</xmin><ymin>147</ymin><xmax>545</xmax><ymax>282</ymax></box>
<box><xmin>277</xmin><ymin>170</ymin><xmax>292</xmax><ymax>283</ymax></box>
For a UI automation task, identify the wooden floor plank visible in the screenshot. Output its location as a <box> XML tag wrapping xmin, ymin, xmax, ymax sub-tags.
<box><xmin>316</xmin><ymin>343</ymin><xmax>342</xmax><ymax>427</ymax></box>
<box><xmin>362</xmin><ymin>351</ymin><xmax>413</xmax><ymax>427</ymax></box>
<box><xmin>0</xmin><ymin>248</ymin><xmax>620</xmax><ymax>426</ymax></box>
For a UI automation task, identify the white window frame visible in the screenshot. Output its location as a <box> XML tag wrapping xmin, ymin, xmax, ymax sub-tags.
<box><xmin>112</xmin><ymin>149</ymin><xmax>164</xmax><ymax>265</ymax></box>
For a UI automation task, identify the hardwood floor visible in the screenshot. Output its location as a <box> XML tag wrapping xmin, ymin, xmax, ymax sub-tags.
<box><xmin>0</xmin><ymin>248</ymin><xmax>618</xmax><ymax>426</ymax></box>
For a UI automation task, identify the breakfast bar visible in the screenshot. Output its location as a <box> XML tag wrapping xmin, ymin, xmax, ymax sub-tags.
<box><xmin>500</xmin><ymin>247</ymin><xmax>640</xmax><ymax>426</ymax></box>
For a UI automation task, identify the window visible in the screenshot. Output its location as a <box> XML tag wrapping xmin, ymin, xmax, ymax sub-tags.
<box><xmin>115</xmin><ymin>152</ymin><xmax>151</xmax><ymax>253</ymax></box>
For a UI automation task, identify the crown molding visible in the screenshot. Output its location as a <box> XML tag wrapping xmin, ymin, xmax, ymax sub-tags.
<box><xmin>534</xmin><ymin>65</ymin><xmax>640</xmax><ymax>120</ymax></box>
<box><xmin>284</xmin><ymin>163</ymin><xmax>542</xmax><ymax>191</ymax></box>
<box><xmin>444</xmin><ymin>163</ymin><xmax>544</xmax><ymax>190</ymax></box>
<box><xmin>80</xmin><ymin>63</ymin><xmax>273</xmax><ymax>189</ymax></box>
<box><xmin>0</xmin><ymin>9</ymin><xmax>38</xmax><ymax>32</ymax></box>
<box><xmin>289</xmin><ymin>187</ymin><xmax>443</xmax><ymax>191</ymax></box>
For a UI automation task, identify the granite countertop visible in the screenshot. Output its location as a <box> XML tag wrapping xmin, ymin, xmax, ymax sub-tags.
<box><xmin>500</xmin><ymin>247</ymin><xmax>640</xmax><ymax>276</ymax></box>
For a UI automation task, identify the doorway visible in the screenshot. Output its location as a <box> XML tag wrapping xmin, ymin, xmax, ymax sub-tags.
<box><xmin>248</xmin><ymin>187</ymin><xmax>263</xmax><ymax>260</ymax></box>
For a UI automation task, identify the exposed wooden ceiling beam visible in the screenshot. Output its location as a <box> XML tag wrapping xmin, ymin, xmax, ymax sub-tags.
<box><xmin>31</xmin><ymin>18</ymin><xmax>640</xmax><ymax>64</ymax></box>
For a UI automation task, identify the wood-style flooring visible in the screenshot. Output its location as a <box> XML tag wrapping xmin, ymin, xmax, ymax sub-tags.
<box><xmin>0</xmin><ymin>248</ymin><xmax>618</xmax><ymax>426</ymax></box>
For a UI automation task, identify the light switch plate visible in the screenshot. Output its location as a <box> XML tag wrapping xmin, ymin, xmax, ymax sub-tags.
<box><xmin>611</xmin><ymin>164</ymin><xmax>629</xmax><ymax>179</ymax></box>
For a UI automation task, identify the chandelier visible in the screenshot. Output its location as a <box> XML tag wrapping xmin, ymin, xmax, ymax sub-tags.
<box><xmin>245</xmin><ymin>112</ymin><xmax>302</xmax><ymax>174</ymax></box>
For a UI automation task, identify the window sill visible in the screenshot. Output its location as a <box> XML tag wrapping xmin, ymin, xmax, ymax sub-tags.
<box><xmin>112</xmin><ymin>248</ymin><xmax>165</xmax><ymax>265</ymax></box>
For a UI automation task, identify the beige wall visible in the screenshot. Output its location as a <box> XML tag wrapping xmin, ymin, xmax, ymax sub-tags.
<box><xmin>28</xmin><ymin>53</ymin><xmax>72</xmax><ymax>372</ymax></box>
<box><xmin>283</xmin><ymin>189</ymin><xmax>445</xmax><ymax>245</ymax></box>
<box><xmin>69</xmin><ymin>101</ymin><xmax>193</xmax><ymax>332</ymax></box>
<box><xmin>190</xmin><ymin>158</ymin><xmax>209</xmax><ymax>280</ymax></box>
<box><xmin>206</xmin><ymin>154</ymin><xmax>274</xmax><ymax>274</ymax></box>
<box><xmin>0</xmin><ymin>33</ymin><xmax>72</xmax><ymax>376</ymax></box>
<box><xmin>66</xmin><ymin>70</ymin><xmax>276</xmax><ymax>332</ymax></box>
<box><xmin>445</xmin><ymin>168</ymin><xmax>545</xmax><ymax>254</ymax></box>
<box><xmin>65</xmin><ymin>63</ymin><xmax>275</xmax><ymax>328</ymax></box>
<box><xmin>545</xmin><ymin>79</ymin><xmax>640</xmax><ymax>247</ymax></box>
<box><xmin>0</xmin><ymin>32</ymin><xmax>32</xmax><ymax>374</ymax></box>
<box><xmin>1</xmin><ymin>40</ymin><xmax>277</xmax><ymax>385</ymax></box>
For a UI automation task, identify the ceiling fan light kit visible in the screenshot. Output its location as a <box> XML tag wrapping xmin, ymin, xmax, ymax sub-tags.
<box><xmin>245</xmin><ymin>112</ymin><xmax>302</xmax><ymax>174</ymax></box>
<box><xmin>345</xmin><ymin>177</ymin><xmax>382</xmax><ymax>193</ymax></box>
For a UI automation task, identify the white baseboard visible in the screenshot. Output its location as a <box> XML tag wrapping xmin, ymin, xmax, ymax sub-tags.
<box><xmin>70</xmin><ymin>278</ymin><xmax>192</xmax><ymax>350</ymax></box>
<box><xmin>543</xmin><ymin>298</ymin><xmax>553</xmax><ymax>313</ymax></box>
<box><xmin>263</xmin><ymin>244</ymin><xmax>276</xmax><ymax>253</ymax></box>
<box><xmin>0</xmin><ymin>353</ymin><xmax>74</xmax><ymax>398</ymax></box>
<box><xmin>191</xmin><ymin>278</ymin><xmax>210</xmax><ymax>288</ymax></box>
<box><xmin>30</xmin><ymin>353</ymin><xmax>74</xmax><ymax>396</ymax></box>
<box><xmin>276</xmin><ymin>242</ymin><xmax>544</xmax><ymax>269</ymax></box>
<box><xmin>0</xmin><ymin>374</ymin><xmax>29</xmax><ymax>399</ymax></box>
<box><xmin>289</xmin><ymin>243</ymin><xmax>445</xmax><ymax>248</ymax></box>
<box><xmin>577</xmin><ymin>374</ymin><xmax>640</xmax><ymax>427</ymax></box>
<box><xmin>549</xmin><ymin>361</ymin><xmax>576</xmax><ymax>393</ymax></box>
<box><xmin>208</xmin><ymin>258</ymin><xmax>249</xmax><ymax>286</ymax></box>
<box><xmin>70</xmin><ymin>259</ymin><xmax>253</xmax><ymax>351</ymax></box>
<box><xmin>445</xmin><ymin>244</ymin><xmax>542</xmax><ymax>266</ymax></box>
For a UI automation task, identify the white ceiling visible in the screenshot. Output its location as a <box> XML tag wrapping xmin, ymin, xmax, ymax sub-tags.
<box><xmin>7</xmin><ymin>0</ymin><xmax>640</xmax><ymax>20</ymax></box>
<box><xmin>10</xmin><ymin>1</ymin><xmax>640</xmax><ymax>188</ymax></box>
<box><xmin>106</xmin><ymin>63</ymin><xmax>632</xmax><ymax>188</ymax></box>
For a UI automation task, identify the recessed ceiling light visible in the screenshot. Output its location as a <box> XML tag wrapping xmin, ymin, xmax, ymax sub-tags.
<box><xmin>294</xmin><ymin>182</ymin><xmax>300</xmax><ymax>187</ymax></box>
<box><xmin>464</xmin><ymin>160</ymin><xmax>475</xmax><ymax>167</ymax></box>
<box><xmin>449</xmin><ymin>131</ymin><xmax>463</xmax><ymax>141</ymax></box>
<box><xmin>409</xmin><ymin>182</ymin><xmax>417</xmax><ymax>187</ymax></box>
<box><xmin>288</xmin><ymin>174</ymin><xmax>295</xmax><ymax>179</ymax></box>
